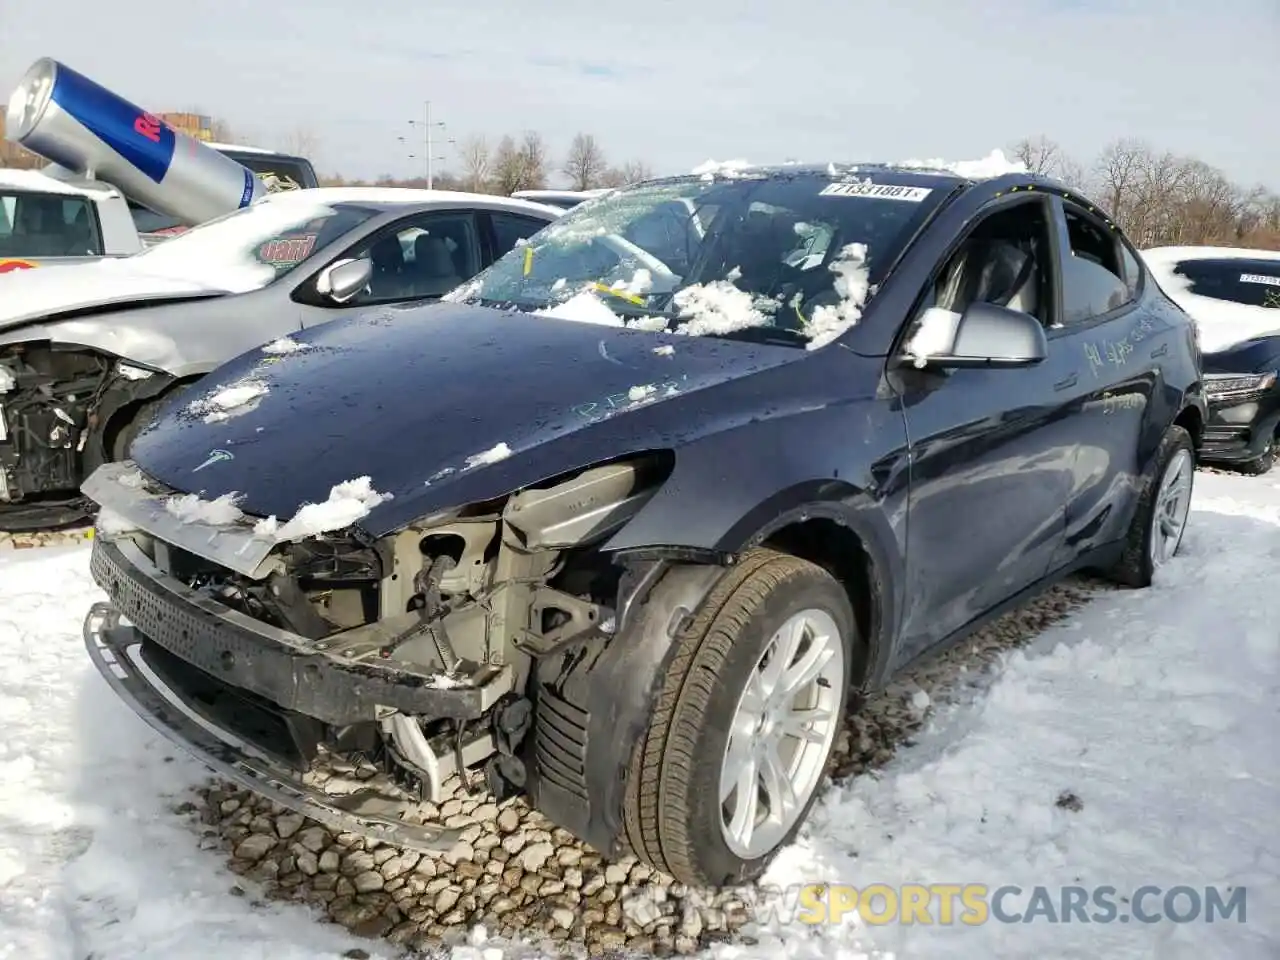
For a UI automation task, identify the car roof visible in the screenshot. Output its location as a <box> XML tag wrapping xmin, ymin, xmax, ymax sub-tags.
<box><xmin>255</xmin><ymin>187</ymin><xmax>564</xmax><ymax>218</ymax></box>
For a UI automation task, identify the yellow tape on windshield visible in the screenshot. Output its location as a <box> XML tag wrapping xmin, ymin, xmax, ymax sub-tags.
<box><xmin>592</xmin><ymin>282</ymin><xmax>645</xmax><ymax>305</ymax></box>
<box><xmin>523</xmin><ymin>246</ymin><xmax>533</xmax><ymax>275</ymax></box>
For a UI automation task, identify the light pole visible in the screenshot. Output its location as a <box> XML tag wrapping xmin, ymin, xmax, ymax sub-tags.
<box><xmin>407</xmin><ymin>101</ymin><xmax>447</xmax><ymax>188</ymax></box>
<box><xmin>398</xmin><ymin>135</ymin><xmax>455</xmax><ymax>188</ymax></box>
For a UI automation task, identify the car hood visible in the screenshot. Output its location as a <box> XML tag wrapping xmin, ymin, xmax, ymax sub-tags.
<box><xmin>128</xmin><ymin>302</ymin><xmax>808</xmax><ymax>538</ymax></box>
<box><xmin>1202</xmin><ymin>334</ymin><xmax>1280</xmax><ymax>375</ymax></box>
<box><xmin>0</xmin><ymin>259</ymin><xmax>227</xmax><ymax>331</ymax></box>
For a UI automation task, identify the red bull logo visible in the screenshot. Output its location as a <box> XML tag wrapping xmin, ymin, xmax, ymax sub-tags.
<box><xmin>0</xmin><ymin>259</ymin><xmax>38</xmax><ymax>273</ymax></box>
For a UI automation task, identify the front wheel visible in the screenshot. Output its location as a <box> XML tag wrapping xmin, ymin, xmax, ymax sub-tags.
<box><xmin>1104</xmin><ymin>424</ymin><xmax>1195</xmax><ymax>588</ymax></box>
<box><xmin>622</xmin><ymin>548</ymin><xmax>856</xmax><ymax>887</ymax></box>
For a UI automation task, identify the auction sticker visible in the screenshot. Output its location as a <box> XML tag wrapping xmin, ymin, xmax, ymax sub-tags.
<box><xmin>1239</xmin><ymin>273</ymin><xmax>1280</xmax><ymax>287</ymax></box>
<box><xmin>0</xmin><ymin>258</ymin><xmax>38</xmax><ymax>273</ymax></box>
<box><xmin>820</xmin><ymin>182</ymin><xmax>933</xmax><ymax>202</ymax></box>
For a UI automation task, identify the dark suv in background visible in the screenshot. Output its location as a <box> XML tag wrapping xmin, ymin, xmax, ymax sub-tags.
<box><xmin>1144</xmin><ymin>246</ymin><xmax>1280</xmax><ymax>473</ymax></box>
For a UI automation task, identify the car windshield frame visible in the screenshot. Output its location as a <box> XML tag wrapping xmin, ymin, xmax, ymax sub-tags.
<box><xmin>452</xmin><ymin>172</ymin><xmax>949</xmax><ymax>349</ymax></box>
<box><xmin>124</xmin><ymin>198</ymin><xmax>380</xmax><ymax>293</ymax></box>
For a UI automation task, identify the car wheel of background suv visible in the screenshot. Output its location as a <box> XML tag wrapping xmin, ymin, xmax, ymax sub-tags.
<box><xmin>1105</xmin><ymin>424</ymin><xmax>1196</xmax><ymax>588</ymax></box>
<box><xmin>622</xmin><ymin>548</ymin><xmax>856</xmax><ymax>888</ymax></box>
<box><xmin>1237</xmin><ymin>434</ymin><xmax>1276</xmax><ymax>476</ymax></box>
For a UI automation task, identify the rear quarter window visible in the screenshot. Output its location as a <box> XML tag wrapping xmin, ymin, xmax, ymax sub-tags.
<box><xmin>1175</xmin><ymin>258</ymin><xmax>1280</xmax><ymax>309</ymax></box>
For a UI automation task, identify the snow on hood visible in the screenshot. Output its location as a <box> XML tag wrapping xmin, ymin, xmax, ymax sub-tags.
<box><xmin>0</xmin><ymin>260</ymin><xmax>224</xmax><ymax>330</ymax></box>
<box><xmin>1143</xmin><ymin>246</ymin><xmax>1280</xmax><ymax>353</ymax></box>
<box><xmin>253</xmin><ymin>476</ymin><xmax>393</xmax><ymax>542</ymax></box>
<box><xmin>898</xmin><ymin>148</ymin><xmax>1029</xmax><ymax>180</ymax></box>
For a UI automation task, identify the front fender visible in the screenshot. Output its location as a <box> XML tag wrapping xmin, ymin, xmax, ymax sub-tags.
<box><xmin>602</xmin><ymin>396</ymin><xmax>908</xmax><ymax>554</ymax></box>
<box><xmin>603</xmin><ymin>395</ymin><xmax>910</xmax><ymax>689</ymax></box>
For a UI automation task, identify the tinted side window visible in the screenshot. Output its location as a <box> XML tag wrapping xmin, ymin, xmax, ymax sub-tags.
<box><xmin>349</xmin><ymin>213</ymin><xmax>480</xmax><ymax>304</ymax></box>
<box><xmin>1065</xmin><ymin>209</ymin><xmax>1122</xmax><ymax>279</ymax></box>
<box><xmin>490</xmin><ymin>213</ymin><xmax>549</xmax><ymax>258</ymax></box>
<box><xmin>1061</xmin><ymin>206</ymin><xmax>1128</xmax><ymax>324</ymax></box>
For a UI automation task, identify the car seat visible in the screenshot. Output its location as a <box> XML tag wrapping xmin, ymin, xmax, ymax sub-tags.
<box><xmin>411</xmin><ymin>234</ymin><xmax>463</xmax><ymax>297</ymax></box>
<box><xmin>369</xmin><ymin>235</ymin><xmax>406</xmax><ymax>297</ymax></box>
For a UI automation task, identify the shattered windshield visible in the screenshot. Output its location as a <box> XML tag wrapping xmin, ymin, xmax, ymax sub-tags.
<box><xmin>450</xmin><ymin>174</ymin><xmax>946</xmax><ymax>348</ymax></box>
<box><xmin>122</xmin><ymin>197</ymin><xmax>378</xmax><ymax>293</ymax></box>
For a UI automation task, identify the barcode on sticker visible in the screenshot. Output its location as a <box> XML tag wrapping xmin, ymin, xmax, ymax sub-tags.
<box><xmin>1239</xmin><ymin>273</ymin><xmax>1280</xmax><ymax>287</ymax></box>
<box><xmin>820</xmin><ymin>182</ymin><xmax>933</xmax><ymax>202</ymax></box>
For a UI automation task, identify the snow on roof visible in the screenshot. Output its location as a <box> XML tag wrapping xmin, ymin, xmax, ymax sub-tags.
<box><xmin>0</xmin><ymin>167</ymin><xmax>117</xmax><ymax>197</ymax></box>
<box><xmin>257</xmin><ymin>186</ymin><xmax>563</xmax><ymax>217</ymax></box>
<box><xmin>512</xmin><ymin>189</ymin><xmax>609</xmax><ymax>201</ymax></box>
<box><xmin>897</xmin><ymin>148</ymin><xmax>1029</xmax><ymax>180</ymax></box>
<box><xmin>1143</xmin><ymin>245</ymin><xmax>1280</xmax><ymax>265</ymax></box>
<box><xmin>1142</xmin><ymin>246</ymin><xmax>1280</xmax><ymax>352</ymax></box>
<box><xmin>690</xmin><ymin>158</ymin><xmax>756</xmax><ymax>180</ymax></box>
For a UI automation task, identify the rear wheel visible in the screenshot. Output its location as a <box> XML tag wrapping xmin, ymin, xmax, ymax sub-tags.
<box><xmin>1104</xmin><ymin>424</ymin><xmax>1195</xmax><ymax>587</ymax></box>
<box><xmin>622</xmin><ymin>548</ymin><xmax>856</xmax><ymax>887</ymax></box>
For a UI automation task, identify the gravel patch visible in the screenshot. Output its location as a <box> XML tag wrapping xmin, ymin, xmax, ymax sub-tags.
<box><xmin>169</xmin><ymin>573</ymin><xmax>1114</xmax><ymax>957</ymax></box>
<box><xmin>0</xmin><ymin>527</ymin><xmax>95</xmax><ymax>551</ymax></box>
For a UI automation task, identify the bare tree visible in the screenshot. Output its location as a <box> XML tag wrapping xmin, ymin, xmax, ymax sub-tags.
<box><xmin>458</xmin><ymin>134</ymin><xmax>493</xmax><ymax>192</ymax></box>
<box><xmin>599</xmin><ymin>159</ymin><xmax>655</xmax><ymax>188</ymax></box>
<box><xmin>562</xmin><ymin>132</ymin><xmax>609</xmax><ymax>190</ymax></box>
<box><xmin>518</xmin><ymin>131</ymin><xmax>549</xmax><ymax>190</ymax></box>
<box><xmin>207</xmin><ymin>117</ymin><xmax>237</xmax><ymax>144</ymax></box>
<box><xmin>492</xmin><ymin>132</ymin><xmax>548</xmax><ymax>193</ymax></box>
<box><xmin>492</xmin><ymin>136</ymin><xmax>524</xmax><ymax>195</ymax></box>
<box><xmin>280</xmin><ymin>127</ymin><xmax>321</xmax><ymax>158</ymax></box>
<box><xmin>1092</xmin><ymin>137</ymin><xmax>1149</xmax><ymax>227</ymax></box>
<box><xmin>1010</xmin><ymin>135</ymin><xmax>1062</xmax><ymax>176</ymax></box>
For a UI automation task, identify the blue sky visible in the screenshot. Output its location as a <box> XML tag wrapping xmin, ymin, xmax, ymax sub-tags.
<box><xmin>2</xmin><ymin>0</ymin><xmax>1276</xmax><ymax>189</ymax></box>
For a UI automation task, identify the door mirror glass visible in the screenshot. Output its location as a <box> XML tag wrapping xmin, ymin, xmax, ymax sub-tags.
<box><xmin>317</xmin><ymin>257</ymin><xmax>372</xmax><ymax>304</ymax></box>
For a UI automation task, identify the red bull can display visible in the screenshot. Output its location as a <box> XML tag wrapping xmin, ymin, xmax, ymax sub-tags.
<box><xmin>4</xmin><ymin>58</ymin><xmax>265</xmax><ymax>226</ymax></box>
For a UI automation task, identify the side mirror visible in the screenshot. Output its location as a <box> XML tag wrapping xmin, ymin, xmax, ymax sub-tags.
<box><xmin>904</xmin><ymin>302</ymin><xmax>1048</xmax><ymax>370</ymax></box>
<box><xmin>316</xmin><ymin>257</ymin><xmax>372</xmax><ymax>304</ymax></box>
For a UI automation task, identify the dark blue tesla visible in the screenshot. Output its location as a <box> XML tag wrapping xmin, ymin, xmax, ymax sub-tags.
<box><xmin>79</xmin><ymin>163</ymin><xmax>1206</xmax><ymax>889</ymax></box>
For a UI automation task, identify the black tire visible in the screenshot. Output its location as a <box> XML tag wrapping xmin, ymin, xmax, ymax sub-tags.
<box><xmin>621</xmin><ymin>548</ymin><xmax>856</xmax><ymax>887</ymax></box>
<box><xmin>1104</xmin><ymin>424</ymin><xmax>1195</xmax><ymax>588</ymax></box>
<box><xmin>1237</xmin><ymin>436</ymin><xmax>1276</xmax><ymax>476</ymax></box>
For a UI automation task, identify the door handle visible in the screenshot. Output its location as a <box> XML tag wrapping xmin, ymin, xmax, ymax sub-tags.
<box><xmin>1054</xmin><ymin>373</ymin><xmax>1078</xmax><ymax>391</ymax></box>
<box><xmin>1150</xmin><ymin>343</ymin><xmax>1168</xmax><ymax>358</ymax></box>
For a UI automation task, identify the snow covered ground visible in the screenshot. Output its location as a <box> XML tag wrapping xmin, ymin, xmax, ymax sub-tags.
<box><xmin>0</xmin><ymin>469</ymin><xmax>1275</xmax><ymax>960</ymax></box>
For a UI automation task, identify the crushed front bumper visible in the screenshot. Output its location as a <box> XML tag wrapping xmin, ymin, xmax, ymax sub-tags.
<box><xmin>81</xmin><ymin>533</ymin><xmax>513</xmax><ymax>853</ymax></box>
<box><xmin>83</xmin><ymin>602</ymin><xmax>466</xmax><ymax>852</ymax></box>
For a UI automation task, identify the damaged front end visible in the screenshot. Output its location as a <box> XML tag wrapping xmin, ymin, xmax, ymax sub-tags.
<box><xmin>0</xmin><ymin>342</ymin><xmax>172</xmax><ymax>528</ymax></box>
<box><xmin>81</xmin><ymin>452</ymin><xmax>678</xmax><ymax>853</ymax></box>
